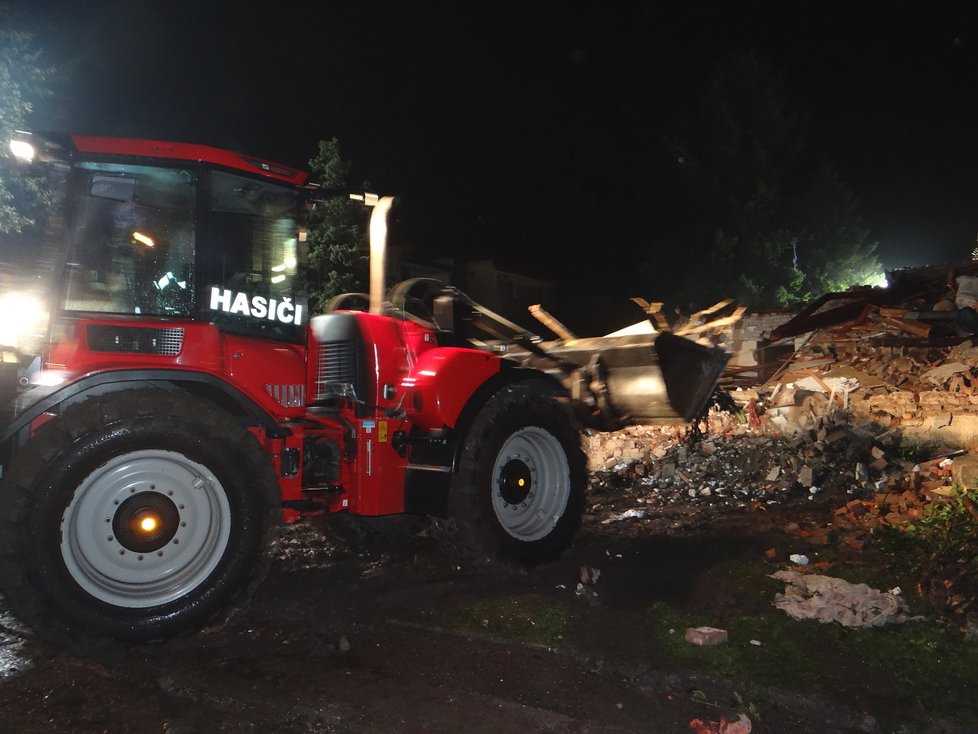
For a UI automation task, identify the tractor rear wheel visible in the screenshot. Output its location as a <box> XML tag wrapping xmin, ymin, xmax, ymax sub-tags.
<box><xmin>0</xmin><ymin>389</ymin><xmax>280</xmax><ymax>643</ymax></box>
<box><xmin>446</xmin><ymin>380</ymin><xmax>586</xmax><ymax>565</ymax></box>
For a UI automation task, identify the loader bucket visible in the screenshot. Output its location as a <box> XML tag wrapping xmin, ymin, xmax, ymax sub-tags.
<box><xmin>423</xmin><ymin>285</ymin><xmax>730</xmax><ymax>429</ymax></box>
<box><xmin>654</xmin><ymin>332</ymin><xmax>730</xmax><ymax>421</ymax></box>
<box><xmin>518</xmin><ymin>331</ymin><xmax>729</xmax><ymax>428</ymax></box>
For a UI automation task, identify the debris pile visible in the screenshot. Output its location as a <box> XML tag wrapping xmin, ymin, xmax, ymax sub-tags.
<box><xmin>733</xmin><ymin>337</ymin><xmax>978</xmax><ymax>447</ymax></box>
<box><xmin>584</xmin><ymin>410</ymin><xmax>949</xmax><ymax>525</ymax></box>
<box><xmin>587</xmin><ymin>264</ymin><xmax>978</xmax><ymax>515</ymax></box>
<box><xmin>737</xmin><ymin>262</ymin><xmax>978</xmax><ymax>445</ymax></box>
<box><xmin>832</xmin><ymin>455</ymin><xmax>957</xmax><ymax>534</ymax></box>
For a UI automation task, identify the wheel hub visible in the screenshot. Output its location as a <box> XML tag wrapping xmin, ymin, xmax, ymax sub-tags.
<box><xmin>112</xmin><ymin>492</ymin><xmax>180</xmax><ymax>553</ymax></box>
<box><xmin>498</xmin><ymin>457</ymin><xmax>532</xmax><ymax>505</ymax></box>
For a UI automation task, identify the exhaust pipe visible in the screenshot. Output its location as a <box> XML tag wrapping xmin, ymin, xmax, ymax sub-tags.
<box><xmin>368</xmin><ymin>196</ymin><xmax>396</xmax><ymax>315</ymax></box>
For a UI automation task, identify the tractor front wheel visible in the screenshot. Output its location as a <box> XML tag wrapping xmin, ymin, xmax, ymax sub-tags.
<box><xmin>0</xmin><ymin>389</ymin><xmax>280</xmax><ymax>643</ymax></box>
<box><xmin>446</xmin><ymin>381</ymin><xmax>586</xmax><ymax>565</ymax></box>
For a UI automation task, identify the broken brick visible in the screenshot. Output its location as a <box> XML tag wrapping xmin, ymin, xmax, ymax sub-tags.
<box><xmin>684</xmin><ymin>626</ymin><xmax>728</xmax><ymax>646</ymax></box>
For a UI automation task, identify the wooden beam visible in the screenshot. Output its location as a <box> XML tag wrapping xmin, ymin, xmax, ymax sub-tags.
<box><xmin>528</xmin><ymin>304</ymin><xmax>577</xmax><ymax>341</ymax></box>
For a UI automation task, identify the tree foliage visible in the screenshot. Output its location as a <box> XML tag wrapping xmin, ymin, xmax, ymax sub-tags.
<box><xmin>304</xmin><ymin>138</ymin><xmax>369</xmax><ymax>312</ymax></box>
<box><xmin>0</xmin><ymin>26</ymin><xmax>56</xmax><ymax>235</ymax></box>
<box><xmin>656</xmin><ymin>50</ymin><xmax>881</xmax><ymax>308</ymax></box>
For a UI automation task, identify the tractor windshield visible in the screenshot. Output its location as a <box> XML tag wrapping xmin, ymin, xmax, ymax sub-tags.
<box><xmin>62</xmin><ymin>162</ymin><xmax>196</xmax><ymax>317</ymax></box>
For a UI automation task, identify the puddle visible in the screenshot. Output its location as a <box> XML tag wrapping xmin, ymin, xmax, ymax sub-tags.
<box><xmin>0</xmin><ymin>608</ymin><xmax>30</xmax><ymax>678</ymax></box>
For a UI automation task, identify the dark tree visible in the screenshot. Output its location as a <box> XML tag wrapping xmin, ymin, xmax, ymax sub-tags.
<box><xmin>0</xmin><ymin>26</ymin><xmax>56</xmax><ymax>235</ymax></box>
<box><xmin>790</xmin><ymin>161</ymin><xmax>880</xmax><ymax>298</ymax></box>
<box><xmin>305</xmin><ymin>138</ymin><xmax>368</xmax><ymax>311</ymax></box>
<box><xmin>649</xmin><ymin>50</ymin><xmax>881</xmax><ymax>309</ymax></box>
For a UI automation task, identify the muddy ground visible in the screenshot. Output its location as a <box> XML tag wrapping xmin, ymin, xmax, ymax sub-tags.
<box><xmin>0</xmin><ymin>467</ymin><xmax>974</xmax><ymax>734</ymax></box>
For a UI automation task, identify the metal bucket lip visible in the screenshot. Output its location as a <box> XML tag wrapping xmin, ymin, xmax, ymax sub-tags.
<box><xmin>655</xmin><ymin>332</ymin><xmax>730</xmax><ymax>422</ymax></box>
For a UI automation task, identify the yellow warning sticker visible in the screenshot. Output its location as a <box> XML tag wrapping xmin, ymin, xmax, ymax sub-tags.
<box><xmin>378</xmin><ymin>421</ymin><xmax>388</xmax><ymax>443</ymax></box>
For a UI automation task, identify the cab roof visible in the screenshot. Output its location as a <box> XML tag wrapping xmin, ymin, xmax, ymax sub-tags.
<box><xmin>69</xmin><ymin>135</ymin><xmax>309</xmax><ymax>186</ymax></box>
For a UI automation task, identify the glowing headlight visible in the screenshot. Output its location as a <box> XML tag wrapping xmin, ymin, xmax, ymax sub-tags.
<box><xmin>0</xmin><ymin>293</ymin><xmax>46</xmax><ymax>351</ymax></box>
<box><xmin>31</xmin><ymin>370</ymin><xmax>70</xmax><ymax>387</ymax></box>
<box><xmin>8</xmin><ymin>139</ymin><xmax>35</xmax><ymax>162</ymax></box>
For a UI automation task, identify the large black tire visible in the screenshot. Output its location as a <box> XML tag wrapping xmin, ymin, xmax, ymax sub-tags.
<box><xmin>445</xmin><ymin>380</ymin><xmax>586</xmax><ymax>566</ymax></box>
<box><xmin>0</xmin><ymin>389</ymin><xmax>280</xmax><ymax>644</ymax></box>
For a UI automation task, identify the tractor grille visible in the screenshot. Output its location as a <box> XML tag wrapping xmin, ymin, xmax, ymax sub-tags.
<box><xmin>316</xmin><ymin>340</ymin><xmax>357</xmax><ymax>401</ymax></box>
<box><xmin>266</xmin><ymin>383</ymin><xmax>306</xmax><ymax>408</ymax></box>
<box><xmin>87</xmin><ymin>326</ymin><xmax>184</xmax><ymax>356</ymax></box>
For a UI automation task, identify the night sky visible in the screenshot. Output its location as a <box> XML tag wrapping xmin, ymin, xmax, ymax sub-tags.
<box><xmin>8</xmin><ymin>1</ymin><xmax>978</xmax><ymax>325</ymax></box>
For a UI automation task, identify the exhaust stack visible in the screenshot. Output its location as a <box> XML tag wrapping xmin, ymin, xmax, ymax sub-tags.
<box><xmin>368</xmin><ymin>196</ymin><xmax>395</xmax><ymax>315</ymax></box>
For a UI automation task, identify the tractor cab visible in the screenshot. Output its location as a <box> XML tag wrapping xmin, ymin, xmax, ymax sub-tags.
<box><xmin>2</xmin><ymin>132</ymin><xmax>315</xmax><ymax>420</ymax></box>
<box><xmin>5</xmin><ymin>132</ymin><xmax>310</xmax><ymax>356</ymax></box>
<box><xmin>62</xmin><ymin>155</ymin><xmax>307</xmax><ymax>342</ymax></box>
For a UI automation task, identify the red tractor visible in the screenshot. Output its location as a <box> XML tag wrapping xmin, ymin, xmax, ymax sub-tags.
<box><xmin>0</xmin><ymin>132</ymin><xmax>727</xmax><ymax>643</ymax></box>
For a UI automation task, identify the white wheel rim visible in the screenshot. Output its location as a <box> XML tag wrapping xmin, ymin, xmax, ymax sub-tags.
<box><xmin>60</xmin><ymin>449</ymin><xmax>232</xmax><ymax>608</ymax></box>
<box><xmin>490</xmin><ymin>426</ymin><xmax>570</xmax><ymax>542</ymax></box>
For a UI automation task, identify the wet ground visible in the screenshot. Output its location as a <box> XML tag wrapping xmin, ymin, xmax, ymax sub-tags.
<box><xmin>0</xmin><ymin>479</ymin><xmax>971</xmax><ymax>734</ymax></box>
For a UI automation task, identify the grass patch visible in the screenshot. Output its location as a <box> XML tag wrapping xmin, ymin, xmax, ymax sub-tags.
<box><xmin>646</xmin><ymin>595</ymin><xmax>978</xmax><ymax>725</ymax></box>
<box><xmin>443</xmin><ymin>595</ymin><xmax>570</xmax><ymax>648</ymax></box>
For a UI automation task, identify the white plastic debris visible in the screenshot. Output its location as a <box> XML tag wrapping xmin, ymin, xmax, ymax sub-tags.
<box><xmin>771</xmin><ymin>570</ymin><xmax>909</xmax><ymax>627</ymax></box>
<box><xmin>789</xmin><ymin>553</ymin><xmax>810</xmax><ymax>566</ymax></box>
<box><xmin>602</xmin><ymin>508</ymin><xmax>647</xmax><ymax>524</ymax></box>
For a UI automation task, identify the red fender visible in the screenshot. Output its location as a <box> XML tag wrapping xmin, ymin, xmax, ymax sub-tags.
<box><xmin>402</xmin><ymin>347</ymin><xmax>501</xmax><ymax>429</ymax></box>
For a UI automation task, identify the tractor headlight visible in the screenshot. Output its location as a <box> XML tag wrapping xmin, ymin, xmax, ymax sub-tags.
<box><xmin>8</xmin><ymin>138</ymin><xmax>35</xmax><ymax>162</ymax></box>
<box><xmin>31</xmin><ymin>369</ymin><xmax>69</xmax><ymax>387</ymax></box>
<box><xmin>0</xmin><ymin>292</ymin><xmax>47</xmax><ymax>351</ymax></box>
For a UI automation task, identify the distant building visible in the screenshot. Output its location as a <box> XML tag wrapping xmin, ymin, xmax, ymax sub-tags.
<box><xmin>454</xmin><ymin>260</ymin><xmax>555</xmax><ymax>329</ymax></box>
<box><xmin>389</xmin><ymin>251</ymin><xmax>555</xmax><ymax>332</ymax></box>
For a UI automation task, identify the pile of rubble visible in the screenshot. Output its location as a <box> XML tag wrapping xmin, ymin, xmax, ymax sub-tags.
<box><xmin>584</xmin><ymin>409</ymin><xmax>961</xmax><ymax>529</ymax></box>
<box><xmin>735</xmin><ymin>262</ymin><xmax>978</xmax><ymax>446</ymax></box>
<box><xmin>832</xmin><ymin>454</ymin><xmax>964</xmax><ymax>533</ymax></box>
<box><xmin>586</xmin><ymin>265</ymin><xmax>978</xmax><ymax>523</ymax></box>
<box><xmin>732</xmin><ymin>336</ymin><xmax>978</xmax><ymax>448</ymax></box>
